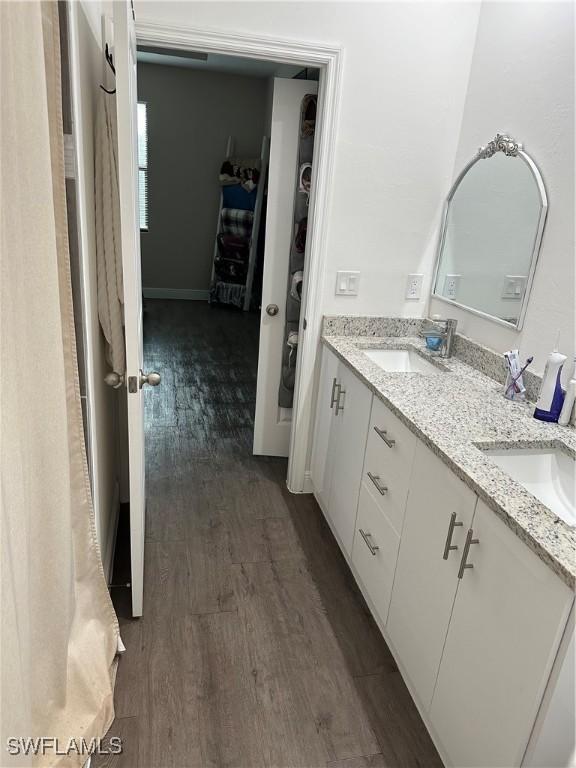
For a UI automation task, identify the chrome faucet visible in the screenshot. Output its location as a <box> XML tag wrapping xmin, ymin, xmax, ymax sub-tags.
<box><xmin>438</xmin><ymin>318</ymin><xmax>458</xmax><ymax>358</ymax></box>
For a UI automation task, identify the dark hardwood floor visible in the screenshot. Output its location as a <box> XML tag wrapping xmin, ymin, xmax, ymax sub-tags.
<box><xmin>100</xmin><ymin>299</ymin><xmax>442</xmax><ymax>768</ymax></box>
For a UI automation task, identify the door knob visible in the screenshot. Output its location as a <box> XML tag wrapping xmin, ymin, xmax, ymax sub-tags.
<box><xmin>104</xmin><ymin>372</ymin><xmax>124</xmax><ymax>389</ymax></box>
<box><xmin>140</xmin><ymin>371</ymin><xmax>161</xmax><ymax>388</ymax></box>
<box><xmin>266</xmin><ymin>304</ymin><xmax>279</xmax><ymax>317</ymax></box>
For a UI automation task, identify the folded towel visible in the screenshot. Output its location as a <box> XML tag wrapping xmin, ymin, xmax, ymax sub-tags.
<box><xmin>220</xmin><ymin>208</ymin><xmax>254</xmax><ymax>239</ymax></box>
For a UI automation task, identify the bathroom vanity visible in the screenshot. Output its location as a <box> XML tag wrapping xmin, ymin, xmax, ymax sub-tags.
<box><xmin>310</xmin><ymin>317</ymin><xmax>576</xmax><ymax>768</ymax></box>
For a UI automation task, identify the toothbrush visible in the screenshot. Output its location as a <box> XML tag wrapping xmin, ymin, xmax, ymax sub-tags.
<box><xmin>506</xmin><ymin>356</ymin><xmax>533</xmax><ymax>396</ymax></box>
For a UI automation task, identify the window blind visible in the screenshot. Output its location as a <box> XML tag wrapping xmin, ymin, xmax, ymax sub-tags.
<box><xmin>137</xmin><ymin>102</ymin><xmax>148</xmax><ymax>230</ymax></box>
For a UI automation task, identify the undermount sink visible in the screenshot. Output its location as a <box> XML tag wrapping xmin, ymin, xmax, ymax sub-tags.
<box><xmin>483</xmin><ymin>447</ymin><xmax>575</xmax><ymax>527</ymax></box>
<box><xmin>364</xmin><ymin>348</ymin><xmax>443</xmax><ymax>374</ymax></box>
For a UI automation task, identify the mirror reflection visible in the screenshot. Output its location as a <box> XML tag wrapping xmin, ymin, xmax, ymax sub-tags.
<box><xmin>433</xmin><ymin>134</ymin><xmax>547</xmax><ymax>328</ymax></box>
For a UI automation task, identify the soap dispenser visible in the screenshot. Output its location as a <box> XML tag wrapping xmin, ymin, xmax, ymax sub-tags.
<box><xmin>533</xmin><ymin>333</ymin><xmax>566</xmax><ymax>423</ymax></box>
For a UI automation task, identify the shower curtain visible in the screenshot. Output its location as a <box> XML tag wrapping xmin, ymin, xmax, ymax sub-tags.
<box><xmin>1</xmin><ymin>3</ymin><xmax>120</xmax><ymax>766</ymax></box>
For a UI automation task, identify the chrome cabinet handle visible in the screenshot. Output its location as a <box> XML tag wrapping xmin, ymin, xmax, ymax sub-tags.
<box><xmin>335</xmin><ymin>388</ymin><xmax>346</xmax><ymax>415</ymax></box>
<box><xmin>442</xmin><ymin>511</ymin><xmax>463</xmax><ymax>560</ymax></box>
<box><xmin>330</xmin><ymin>378</ymin><xmax>340</xmax><ymax>409</ymax></box>
<box><xmin>373</xmin><ymin>426</ymin><xmax>395</xmax><ymax>448</ymax></box>
<box><xmin>367</xmin><ymin>471</ymin><xmax>388</xmax><ymax>496</ymax></box>
<box><xmin>359</xmin><ymin>528</ymin><xmax>379</xmax><ymax>556</ymax></box>
<box><xmin>458</xmin><ymin>528</ymin><xmax>479</xmax><ymax>578</ymax></box>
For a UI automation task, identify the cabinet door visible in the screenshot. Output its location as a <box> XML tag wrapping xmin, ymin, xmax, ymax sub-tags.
<box><xmin>310</xmin><ymin>346</ymin><xmax>339</xmax><ymax>512</ymax></box>
<box><xmin>386</xmin><ymin>441</ymin><xmax>476</xmax><ymax>711</ymax></box>
<box><xmin>430</xmin><ymin>499</ymin><xmax>573</xmax><ymax>768</ymax></box>
<box><xmin>327</xmin><ymin>363</ymin><xmax>372</xmax><ymax>556</ymax></box>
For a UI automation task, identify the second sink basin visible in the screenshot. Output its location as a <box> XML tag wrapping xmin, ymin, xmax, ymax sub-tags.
<box><xmin>364</xmin><ymin>348</ymin><xmax>443</xmax><ymax>374</ymax></box>
<box><xmin>483</xmin><ymin>447</ymin><xmax>575</xmax><ymax>527</ymax></box>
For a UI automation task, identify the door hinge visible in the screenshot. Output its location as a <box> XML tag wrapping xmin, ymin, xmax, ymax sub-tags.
<box><xmin>128</xmin><ymin>375</ymin><xmax>138</xmax><ymax>393</ymax></box>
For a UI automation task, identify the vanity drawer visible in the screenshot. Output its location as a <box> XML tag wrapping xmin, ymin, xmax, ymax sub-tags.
<box><xmin>363</xmin><ymin>397</ymin><xmax>417</xmax><ymax>534</ymax></box>
<box><xmin>352</xmin><ymin>481</ymin><xmax>401</xmax><ymax>625</ymax></box>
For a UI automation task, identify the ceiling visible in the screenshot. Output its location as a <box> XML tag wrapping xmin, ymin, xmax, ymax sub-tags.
<box><xmin>136</xmin><ymin>48</ymin><xmax>308</xmax><ymax>80</ymax></box>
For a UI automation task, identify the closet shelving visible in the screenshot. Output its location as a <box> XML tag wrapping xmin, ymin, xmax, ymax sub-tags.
<box><xmin>210</xmin><ymin>135</ymin><xmax>270</xmax><ymax>311</ymax></box>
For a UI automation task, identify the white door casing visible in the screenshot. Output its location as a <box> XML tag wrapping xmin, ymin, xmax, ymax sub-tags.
<box><xmin>114</xmin><ymin>1</ymin><xmax>146</xmax><ymax>617</ymax></box>
<box><xmin>253</xmin><ymin>79</ymin><xmax>319</xmax><ymax>458</ymax></box>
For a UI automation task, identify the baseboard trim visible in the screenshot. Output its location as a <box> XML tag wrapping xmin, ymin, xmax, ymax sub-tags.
<box><xmin>102</xmin><ymin>482</ymin><xmax>120</xmax><ymax>585</ymax></box>
<box><xmin>143</xmin><ymin>288</ymin><xmax>210</xmax><ymax>301</ymax></box>
<box><xmin>287</xmin><ymin>470</ymin><xmax>314</xmax><ymax>494</ymax></box>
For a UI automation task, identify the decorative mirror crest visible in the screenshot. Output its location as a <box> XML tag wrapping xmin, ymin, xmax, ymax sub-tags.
<box><xmin>478</xmin><ymin>133</ymin><xmax>521</xmax><ymax>159</ymax></box>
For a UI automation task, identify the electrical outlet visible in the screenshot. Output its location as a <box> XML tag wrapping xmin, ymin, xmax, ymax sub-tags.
<box><xmin>502</xmin><ymin>275</ymin><xmax>527</xmax><ymax>300</ymax></box>
<box><xmin>443</xmin><ymin>273</ymin><xmax>461</xmax><ymax>300</ymax></box>
<box><xmin>335</xmin><ymin>271</ymin><xmax>360</xmax><ymax>296</ymax></box>
<box><xmin>405</xmin><ymin>273</ymin><xmax>424</xmax><ymax>300</ymax></box>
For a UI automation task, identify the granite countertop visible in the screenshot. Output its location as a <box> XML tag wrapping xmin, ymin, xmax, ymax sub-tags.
<box><xmin>321</xmin><ymin>329</ymin><xmax>576</xmax><ymax>588</ymax></box>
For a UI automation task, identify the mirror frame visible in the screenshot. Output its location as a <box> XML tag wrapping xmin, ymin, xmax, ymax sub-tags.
<box><xmin>431</xmin><ymin>133</ymin><xmax>548</xmax><ymax>330</ymax></box>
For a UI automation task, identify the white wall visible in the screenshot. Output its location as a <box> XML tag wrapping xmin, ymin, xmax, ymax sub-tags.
<box><xmin>137</xmin><ymin>62</ymin><xmax>269</xmax><ymax>293</ymax></box>
<box><xmin>133</xmin><ymin>0</ymin><xmax>481</xmax><ymax>315</ymax></box>
<box><xmin>430</xmin><ymin>1</ymin><xmax>575</xmax><ymax>376</ymax></box>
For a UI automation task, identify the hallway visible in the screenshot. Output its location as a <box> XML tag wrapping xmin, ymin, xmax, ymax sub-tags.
<box><xmin>104</xmin><ymin>300</ymin><xmax>442</xmax><ymax>768</ymax></box>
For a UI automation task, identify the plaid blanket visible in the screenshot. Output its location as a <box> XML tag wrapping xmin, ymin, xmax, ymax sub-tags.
<box><xmin>220</xmin><ymin>208</ymin><xmax>253</xmax><ymax>239</ymax></box>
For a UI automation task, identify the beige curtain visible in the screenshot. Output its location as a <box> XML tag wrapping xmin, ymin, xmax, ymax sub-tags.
<box><xmin>1</xmin><ymin>3</ymin><xmax>120</xmax><ymax>766</ymax></box>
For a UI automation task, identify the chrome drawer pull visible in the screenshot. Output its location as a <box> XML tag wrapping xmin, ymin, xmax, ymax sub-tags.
<box><xmin>442</xmin><ymin>511</ymin><xmax>463</xmax><ymax>560</ymax></box>
<box><xmin>359</xmin><ymin>528</ymin><xmax>379</xmax><ymax>556</ymax></box>
<box><xmin>458</xmin><ymin>528</ymin><xmax>479</xmax><ymax>578</ymax></box>
<box><xmin>330</xmin><ymin>378</ymin><xmax>340</xmax><ymax>409</ymax></box>
<box><xmin>367</xmin><ymin>471</ymin><xmax>388</xmax><ymax>496</ymax></box>
<box><xmin>335</xmin><ymin>388</ymin><xmax>346</xmax><ymax>415</ymax></box>
<box><xmin>374</xmin><ymin>426</ymin><xmax>395</xmax><ymax>448</ymax></box>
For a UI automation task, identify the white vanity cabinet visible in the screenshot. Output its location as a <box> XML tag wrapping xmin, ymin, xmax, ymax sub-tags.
<box><xmin>310</xmin><ymin>346</ymin><xmax>372</xmax><ymax>556</ymax></box>
<box><xmin>429</xmin><ymin>498</ymin><xmax>573</xmax><ymax>768</ymax></box>
<box><xmin>310</xmin><ymin>344</ymin><xmax>574</xmax><ymax>768</ymax></box>
<box><xmin>386</xmin><ymin>441</ymin><xmax>477</xmax><ymax>711</ymax></box>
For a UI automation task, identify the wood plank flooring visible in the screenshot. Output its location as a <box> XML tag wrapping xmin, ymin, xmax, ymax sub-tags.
<box><xmin>101</xmin><ymin>300</ymin><xmax>442</xmax><ymax>768</ymax></box>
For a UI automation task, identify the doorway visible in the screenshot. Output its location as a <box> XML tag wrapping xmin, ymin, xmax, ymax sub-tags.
<box><xmin>135</xmin><ymin>48</ymin><xmax>319</xmax><ymax>464</ymax></box>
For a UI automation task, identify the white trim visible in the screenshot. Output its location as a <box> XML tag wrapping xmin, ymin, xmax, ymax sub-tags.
<box><xmin>301</xmin><ymin>471</ymin><xmax>314</xmax><ymax>494</ymax></box>
<box><xmin>143</xmin><ymin>287</ymin><xmax>210</xmax><ymax>301</ymax></box>
<box><xmin>135</xmin><ymin>19</ymin><xmax>343</xmax><ymax>493</ymax></box>
<box><xmin>102</xmin><ymin>482</ymin><xmax>120</xmax><ymax>585</ymax></box>
<box><xmin>67</xmin><ymin>0</ymin><xmax>101</xmax><ymax>541</ymax></box>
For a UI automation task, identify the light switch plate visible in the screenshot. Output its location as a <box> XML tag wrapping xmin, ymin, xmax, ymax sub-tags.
<box><xmin>335</xmin><ymin>271</ymin><xmax>360</xmax><ymax>296</ymax></box>
<box><xmin>405</xmin><ymin>273</ymin><xmax>424</xmax><ymax>300</ymax></box>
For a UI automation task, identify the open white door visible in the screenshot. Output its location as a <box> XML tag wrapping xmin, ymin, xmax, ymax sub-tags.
<box><xmin>114</xmin><ymin>1</ymin><xmax>156</xmax><ymax>617</ymax></box>
<box><xmin>253</xmin><ymin>78</ymin><xmax>318</xmax><ymax>457</ymax></box>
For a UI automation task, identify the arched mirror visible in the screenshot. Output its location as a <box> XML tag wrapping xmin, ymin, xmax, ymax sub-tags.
<box><xmin>432</xmin><ymin>133</ymin><xmax>548</xmax><ymax>329</ymax></box>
